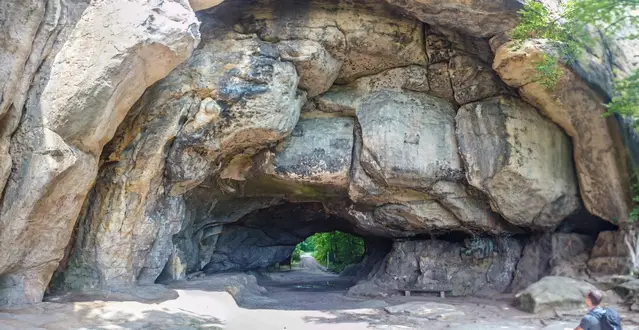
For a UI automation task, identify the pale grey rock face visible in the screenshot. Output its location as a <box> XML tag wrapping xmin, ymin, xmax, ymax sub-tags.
<box><xmin>456</xmin><ymin>96</ymin><xmax>580</xmax><ymax>228</ymax></box>
<box><xmin>0</xmin><ymin>0</ymin><xmax>199</xmax><ymax>305</ymax></box>
<box><xmin>357</xmin><ymin>90</ymin><xmax>462</xmax><ymax>191</ymax></box>
<box><xmin>349</xmin><ymin>237</ymin><xmax>522</xmax><ymax>297</ymax></box>
<box><xmin>267</xmin><ymin>117</ymin><xmax>354</xmax><ymax>189</ymax></box>
<box><xmin>383</xmin><ymin>0</ymin><xmax>524</xmax><ymax>37</ymax></box>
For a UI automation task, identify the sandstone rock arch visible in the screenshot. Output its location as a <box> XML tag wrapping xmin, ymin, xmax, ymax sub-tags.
<box><xmin>0</xmin><ymin>0</ymin><xmax>634</xmax><ymax>305</ymax></box>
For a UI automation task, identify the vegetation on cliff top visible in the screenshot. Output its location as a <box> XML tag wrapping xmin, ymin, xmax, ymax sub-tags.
<box><xmin>515</xmin><ymin>0</ymin><xmax>639</xmax><ymax>274</ymax></box>
<box><xmin>513</xmin><ymin>0</ymin><xmax>639</xmax><ymax>120</ymax></box>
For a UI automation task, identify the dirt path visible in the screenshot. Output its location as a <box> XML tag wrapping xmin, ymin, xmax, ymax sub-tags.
<box><xmin>1</xmin><ymin>260</ymin><xmax>638</xmax><ymax>330</ymax></box>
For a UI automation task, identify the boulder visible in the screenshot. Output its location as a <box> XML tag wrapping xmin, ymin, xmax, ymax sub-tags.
<box><xmin>260</xmin><ymin>117</ymin><xmax>355</xmax><ymax>190</ymax></box>
<box><xmin>456</xmin><ymin>96</ymin><xmax>580</xmax><ymax>228</ymax></box>
<box><xmin>515</xmin><ymin>276</ymin><xmax>596</xmax><ymax>314</ymax></box>
<box><xmin>430</xmin><ymin>181</ymin><xmax>512</xmax><ymax>234</ymax></box>
<box><xmin>356</xmin><ymin>90</ymin><xmax>461</xmax><ymax>191</ymax></box>
<box><xmin>510</xmin><ymin>233</ymin><xmax>595</xmax><ymax>293</ymax></box>
<box><xmin>0</xmin><ymin>0</ymin><xmax>199</xmax><ymax>305</ymax></box>
<box><xmin>164</xmin><ymin>30</ymin><xmax>305</xmax><ymax>196</ymax></box>
<box><xmin>373</xmin><ymin>201</ymin><xmax>462</xmax><ymax>233</ymax></box>
<box><xmin>383</xmin><ymin>0</ymin><xmax>524</xmax><ymax>37</ymax></box>
<box><xmin>548</xmin><ymin>234</ymin><xmax>595</xmax><ymax>279</ymax></box>
<box><xmin>493</xmin><ymin>40</ymin><xmax>633</xmax><ymax>223</ymax></box>
<box><xmin>313</xmin><ymin>65</ymin><xmax>432</xmax><ymax>115</ymax></box>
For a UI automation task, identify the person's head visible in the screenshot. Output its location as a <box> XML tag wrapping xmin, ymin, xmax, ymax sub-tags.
<box><xmin>585</xmin><ymin>290</ymin><xmax>603</xmax><ymax>308</ymax></box>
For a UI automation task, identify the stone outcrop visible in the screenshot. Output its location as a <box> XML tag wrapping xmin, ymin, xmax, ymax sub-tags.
<box><xmin>509</xmin><ymin>233</ymin><xmax>595</xmax><ymax>293</ymax></box>
<box><xmin>0</xmin><ymin>0</ymin><xmax>199</xmax><ymax>305</ymax></box>
<box><xmin>349</xmin><ymin>237</ymin><xmax>522</xmax><ymax>297</ymax></box>
<box><xmin>260</xmin><ymin>117</ymin><xmax>354</xmax><ymax>190</ymax></box>
<box><xmin>164</xmin><ymin>29</ymin><xmax>305</xmax><ymax>196</ymax></box>
<box><xmin>357</xmin><ymin>90</ymin><xmax>461</xmax><ymax>191</ymax></box>
<box><xmin>515</xmin><ymin>276</ymin><xmax>597</xmax><ymax>314</ymax></box>
<box><xmin>0</xmin><ymin>0</ymin><xmax>635</xmax><ymax>307</ymax></box>
<box><xmin>228</xmin><ymin>0</ymin><xmax>427</xmax><ymax>84</ymax></box>
<box><xmin>456</xmin><ymin>96</ymin><xmax>580</xmax><ymax>229</ymax></box>
<box><xmin>493</xmin><ymin>40</ymin><xmax>633</xmax><ymax>224</ymax></box>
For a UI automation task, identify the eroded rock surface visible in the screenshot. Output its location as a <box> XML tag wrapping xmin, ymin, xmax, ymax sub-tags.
<box><xmin>493</xmin><ymin>40</ymin><xmax>633</xmax><ymax>224</ymax></box>
<box><xmin>456</xmin><ymin>96</ymin><xmax>579</xmax><ymax>228</ymax></box>
<box><xmin>383</xmin><ymin>0</ymin><xmax>524</xmax><ymax>37</ymax></box>
<box><xmin>263</xmin><ymin>117</ymin><xmax>354</xmax><ymax>190</ymax></box>
<box><xmin>0</xmin><ymin>0</ymin><xmax>199</xmax><ymax>305</ymax></box>
<box><xmin>349</xmin><ymin>238</ymin><xmax>522</xmax><ymax>297</ymax></box>
<box><xmin>164</xmin><ymin>28</ymin><xmax>305</xmax><ymax>196</ymax></box>
<box><xmin>357</xmin><ymin>90</ymin><xmax>461</xmax><ymax>191</ymax></box>
<box><xmin>0</xmin><ymin>0</ymin><xmax>634</xmax><ymax>307</ymax></box>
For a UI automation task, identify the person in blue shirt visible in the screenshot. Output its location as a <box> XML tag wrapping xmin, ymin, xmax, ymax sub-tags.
<box><xmin>575</xmin><ymin>290</ymin><xmax>604</xmax><ymax>330</ymax></box>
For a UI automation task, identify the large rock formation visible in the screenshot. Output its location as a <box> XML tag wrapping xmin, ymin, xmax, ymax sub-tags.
<box><xmin>0</xmin><ymin>0</ymin><xmax>635</xmax><ymax>306</ymax></box>
<box><xmin>456</xmin><ymin>96</ymin><xmax>579</xmax><ymax>229</ymax></box>
<box><xmin>349</xmin><ymin>237</ymin><xmax>523</xmax><ymax>297</ymax></box>
<box><xmin>0</xmin><ymin>0</ymin><xmax>199</xmax><ymax>305</ymax></box>
<box><xmin>493</xmin><ymin>40</ymin><xmax>633</xmax><ymax>224</ymax></box>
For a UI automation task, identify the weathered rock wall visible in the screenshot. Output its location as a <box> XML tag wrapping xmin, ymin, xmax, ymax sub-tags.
<box><xmin>0</xmin><ymin>0</ymin><xmax>635</xmax><ymax>305</ymax></box>
<box><xmin>0</xmin><ymin>0</ymin><xmax>200</xmax><ymax>305</ymax></box>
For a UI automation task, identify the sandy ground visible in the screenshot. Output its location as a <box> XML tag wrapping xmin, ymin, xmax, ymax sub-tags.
<box><xmin>1</xmin><ymin>257</ymin><xmax>639</xmax><ymax>330</ymax></box>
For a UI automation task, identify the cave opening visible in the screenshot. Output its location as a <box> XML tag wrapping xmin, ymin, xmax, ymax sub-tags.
<box><xmin>292</xmin><ymin>231</ymin><xmax>366</xmax><ymax>273</ymax></box>
<box><xmin>30</xmin><ymin>0</ymin><xmax>629</xmax><ymax>310</ymax></box>
<box><xmin>154</xmin><ymin>201</ymin><xmax>394</xmax><ymax>296</ymax></box>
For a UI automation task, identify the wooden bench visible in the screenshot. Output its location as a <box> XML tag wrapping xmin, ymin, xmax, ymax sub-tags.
<box><xmin>400</xmin><ymin>285</ymin><xmax>453</xmax><ymax>298</ymax></box>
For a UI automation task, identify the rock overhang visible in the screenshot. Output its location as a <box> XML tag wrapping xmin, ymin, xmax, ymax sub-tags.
<box><xmin>0</xmin><ymin>0</ymin><xmax>634</xmax><ymax>306</ymax></box>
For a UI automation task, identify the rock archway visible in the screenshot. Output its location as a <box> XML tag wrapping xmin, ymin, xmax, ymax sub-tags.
<box><xmin>48</xmin><ymin>0</ymin><xmax>599</xmax><ymax>296</ymax></box>
<box><xmin>0</xmin><ymin>0</ymin><xmax>635</xmax><ymax>306</ymax></box>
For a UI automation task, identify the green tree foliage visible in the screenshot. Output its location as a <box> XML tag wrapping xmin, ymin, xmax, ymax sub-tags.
<box><xmin>512</xmin><ymin>0</ymin><xmax>639</xmax><ymax>117</ymax></box>
<box><xmin>297</xmin><ymin>238</ymin><xmax>315</xmax><ymax>252</ymax></box>
<box><xmin>300</xmin><ymin>231</ymin><xmax>364</xmax><ymax>272</ymax></box>
<box><xmin>291</xmin><ymin>245</ymin><xmax>302</xmax><ymax>262</ymax></box>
